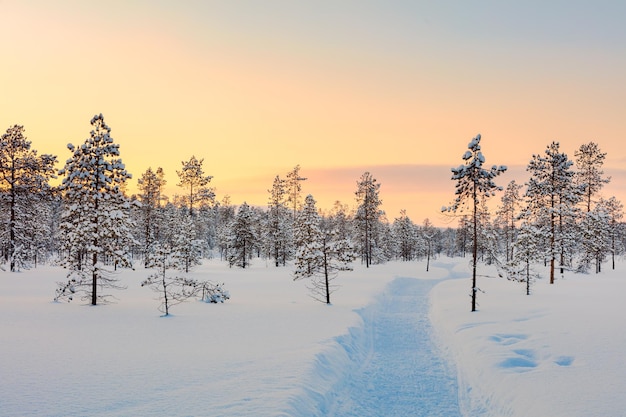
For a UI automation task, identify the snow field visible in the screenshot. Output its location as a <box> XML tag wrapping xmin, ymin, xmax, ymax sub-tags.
<box><xmin>0</xmin><ymin>260</ymin><xmax>413</xmax><ymax>416</ymax></box>
<box><xmin>3</xmin><ymin>258</ymin><xmax>625</xmax><ymax>416</ymax></box>
<box><xmin>430</xmin><ymin>261</ymin><xmax>626</xmax><ymax>417</ymax></box>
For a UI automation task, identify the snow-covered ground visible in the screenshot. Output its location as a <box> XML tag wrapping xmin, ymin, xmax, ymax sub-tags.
<box><xmin>431</xmin><ymin>259</ymin><xmax>626</xmax><ymax>417</ymax></box>
<box><xmin>1</xmin><ymin>257</ymin><xmax>624</xmax><ymax>416</ymax></box>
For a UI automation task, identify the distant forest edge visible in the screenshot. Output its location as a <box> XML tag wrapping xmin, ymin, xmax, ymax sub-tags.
<box><xmin>1</xmin><ymin>115</ymin><xmax>624</xmax><ymax>309</ymax></box>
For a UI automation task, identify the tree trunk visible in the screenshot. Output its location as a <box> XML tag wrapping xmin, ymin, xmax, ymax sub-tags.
<box><xmin>92</xmin><ymin>252</ymin><xmax>98</xmax><ymax>306</ymax></box>
<box><xmin>471</xmin><ymin>183</ymin><xmax>478</xmax><ymax>312</ymax></box>
<box><xmin>526</xmin><ymin>259</ymin><xmax>530</xmax><ymax>296</ymax></box>
<box><xmin>323</xmin><ymin>246</ymin><xmax>330</xmax><ymax>304</ymax></box>
<box><xmin>9</xmin><ymin>166</ymin><xmax>16</xmax><ymax>272</ymax></box>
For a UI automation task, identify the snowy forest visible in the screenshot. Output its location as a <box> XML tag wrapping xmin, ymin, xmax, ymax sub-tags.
<box><xmin>1</xmin><ymin>115</ymin><xmax>625</xmax><ymax>307</ymax></box>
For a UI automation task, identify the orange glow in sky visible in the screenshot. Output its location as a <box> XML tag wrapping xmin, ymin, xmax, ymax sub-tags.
<box><xmin>2</xmin><ymin>1</ymin><xmax>625</xmax><ymax>226</ymax></box>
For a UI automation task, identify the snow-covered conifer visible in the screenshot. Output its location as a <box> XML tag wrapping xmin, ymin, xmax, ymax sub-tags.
<box><xmin>574</xmin><ymin>142</ymin><xmax>611</xmax><ymax>270</ymax></box>
<box><xmin>226</xmin><ymin>202</ymin><xmax>257</xmax><ymax>268</ymax></box>
<box><xmin>172</xmin><ymin>211</ymin><xmax>205</xmax><ymax>273</ymax></box>
<box><xmin>294</xmin><ymin>195</ymin><xmax>356</xmax><ymax>304</ymax></box>
<box><xmin>354</xmin><ymin>171</ymin><xmax>384</xmax><ymax>268</ymax></box>
<box><xmin>293</xmin><ymin>195</ymin><xmax>324</xmax><ymax>279</ymax></box>
<box><xmin>599</xmin><ymin>197</ymin><xmax>624</xmax><ymax>270</ymax></box>
<box><xmin>392</xmin><ymin>210</ymin><xmax>418</xmax><ymax>262</ymax></box>
<box><xmin>578</xmin><ymin>204</ymin><xmax>612</xmax><ymax>273</ymax></box>
<box><xmin>55</xmin><ymin>114</ymin><xmax>135</xmax><ymax>305</ymax></box>
<box><xmin>506</xmin><ymin>211</ymin><xmax>546</xmax><ymax>295</ymax></box>
<box><xmin>176</xmin><ymin>156</ymin><xmax>214</xmax><ymax>216</ymax></box>
<box><xmin>137</xmin><ymin>167</ymin><xmax>167</xmax><ymax>267</ymax></box>
<box><xmin>286</xmin><ymin>165</ymin><xmax>307</xmax><ymax>221</ymax></box>
<box><xmin>575</xmin><ymin>142</ymin><xmax>610</xmax><ymax>213</ymax></box>
<box><xmin>216</xmin><ymin>196</ymin><xmax>236</xmax><ymax>261</ymax></box>
<box><xmin>0</xmin><ymin>125</ymin><xmax>57</xmax><ymax>271</ymax></box>
<box><xmin>421</xmin><ymin>218</ymin><xmax>437</xmax><ymax>271</ymax></box>
<box><xmin>266</xmin><ymin>175</ymin><xmax>293</xmax><ymax>266</ymax></box>
<box><xmin>444</xmin><ymin>134</ymin><xmax>506</xmax><ymax>311</ymax></box>
<box><xmin>525</xmin><ymin>142</ymin><xmax>580</xmax><ymax>284</ymax></box>
<box><xmin>496</xmin><ymin>180</ymin><xmax>523</xmax><ymax>262</ymax></box>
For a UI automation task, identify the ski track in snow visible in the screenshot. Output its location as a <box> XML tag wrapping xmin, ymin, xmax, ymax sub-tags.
<box><xmin>289</xmin><ymin>275</ymin><xmax>461</xmax><ymax>417</ymax></box>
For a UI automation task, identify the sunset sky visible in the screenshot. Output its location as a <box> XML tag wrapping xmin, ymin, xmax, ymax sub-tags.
<box><xmin>2</xmin><ymin>1</ymin><xmax>625</xmax><ymax>226</ymax></box>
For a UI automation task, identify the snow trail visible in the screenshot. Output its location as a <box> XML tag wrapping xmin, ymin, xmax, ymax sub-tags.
<box><xmin>291</xmin><ymin>275</ymin><xmax>461</xmax><ymax>416</ymax></box>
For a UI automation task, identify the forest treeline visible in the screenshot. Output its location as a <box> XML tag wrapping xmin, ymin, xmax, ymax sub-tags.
<box><xmin>1</xmin><ymin>116</ymin><xmax>624</xmax><ymax>306</ymax></box>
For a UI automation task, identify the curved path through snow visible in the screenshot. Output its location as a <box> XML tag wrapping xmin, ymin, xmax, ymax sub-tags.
<box><xmin>299</xmin><ymin>275</ymin><xmax>462</xmax><ymax>416</ymax></box>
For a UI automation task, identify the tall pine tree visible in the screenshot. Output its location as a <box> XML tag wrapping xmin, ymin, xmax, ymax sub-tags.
<box><xmin>55</xmin><ymin>114</ymin><xmax>135</xmax><ymax>305</ymax></box>
<box><xmin>444</xmin><ymin>134</ymin><xmax>506</xmax><ymax>311</ymax></box>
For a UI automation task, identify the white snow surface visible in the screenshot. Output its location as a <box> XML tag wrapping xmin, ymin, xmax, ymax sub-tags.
<box><xmin>431</xmin><ymin>259</ymin><xmax>626</xmax><ymax>417</ymax></box>
<box><xmin>1</xmin><ymin>258</ymin><xmax>625</xmax><ymax>416</ymax></box>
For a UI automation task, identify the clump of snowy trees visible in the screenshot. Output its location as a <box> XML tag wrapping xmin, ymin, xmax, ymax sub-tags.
<box><xmin>1</xmin><ymin>118</ymin><xmax>624</xmax><ymax>310</ymax></box>
<box><xmin>504</xmin><ymin>141</ymin><xmax>623</xmax><ymax>280</ymax></box>
<box><xmin>293</xmin><ymin>195</ymin><xmax>356</xmax><ymax>304</ymax></box>
<box><xmin>444</xmin><ymin>136</ymin><xmax>625</xmax><ymax>307</ymax></box>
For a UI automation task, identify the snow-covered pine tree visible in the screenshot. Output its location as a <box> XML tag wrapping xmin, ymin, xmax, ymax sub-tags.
<box><xmin>578</xmin><ymin>204</ymin><xmax>612</xmax><ymax>273</ymax></box>
<box><xmin>286</xmin><ymin>165</ymin><xmax>307</xmax><ymax>221</ymax></box>
<box><xmin>0</xmin><ymin>125</ymin><xmax>57</xmax><ymax>271</ymax></box>
<box><xmin>266</xmin><ymin>175</ymin><xmax>292</xmax><ymax>266</ymax></box>
<box><xmin>327</xmin><ymin>201</ymin><xmax>352</xmax><ymax>243</ymax></box>
<box><xmin>477</xmin><ymin>198</ymin><xmax>499</xmax><ymax>266</ymax></box>
<box><xmin>599</xmin><ymin>197</ymin><xmax>624</xmax><ymax>270</ymax></box>
<box><xmin>422</xmin><ymin>218</ymin><xmax>437</xmax><ymax>271</ymax></box>
<box><xmin>293</xmin><ymin>194</ymin><xmax>324</xmax><ymax>279</ymax></box>
<box><xmin>137</xmin><ymin>167</ymin><xmax>167</xmax><ymax>267</ymax></box>
<box><xmin>574</xmin><ymin>142</ymin><xmax>611</xmax><ymax>271</ymax></box>
<box><xmin>172</xmin><ymin>211</ymin><xmax>205</xmax><ymax>273</ymax></box>
<box><xmin>250</xmin><ymin>205</ymin><xmax>266</xmax><ymax>259</ymax></box>
<box><xmin>392</xmin><ymin>210</ymin><xmax>418</xmax><ymax>262</ymax></box>
<box><xmin>455</xmin><ymin>216</ymin><xmax>472</xmax><ymax>257</ymax></box>
<box><xmin>496</xmin><ymin>180</ymin><xmax>523</xmax><ymax>262</ymax></box>
<box><xmin>176</xmin><ymin>156</ymin><xmax>214</xmax><ymax>217</ymax></box>
<box><xmin>444</xmin><ymin>134</ymin><xmax>506</xmax><ymax>312</ymax></box>
<box><xmin>216</xmin><ymin>196</ymin><xmax>236</xmax><ymax>261</ymax></box>
<box><xmin>294</xmin><ymin>195</ymin><xmax>356</xmax><ymax>304</ymax></box>
<box><xmin>354</xmin><ymin>171</ymin><xmax>384</xmax><ymax>268</ymax></box>
<box><xmin>226</xmin><ymin>202</ymin><xmax>257</xmax><ymax>268</ymax></box>
<box><xmin>525</xmin><ymin>142</ymin><xmax>580</xmax><ymax>283</ymax></box>
<box><xmin>575</xmin><ymin>142</ymin><xmax>610</xmax><ymax>213</ymax></box>
<box><xmin>55</xmin><ymin>114</ymin><xmax>135</xmax><ymax>305</ymax></box>
<box><xmin>506</xmin><ymin>210</ymin><xmax>546</xmax><ymax>295</ymax></box>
